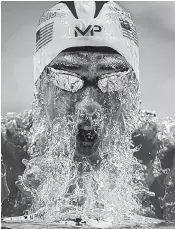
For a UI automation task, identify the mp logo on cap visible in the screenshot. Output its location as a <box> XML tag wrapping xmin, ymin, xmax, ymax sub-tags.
<box><xmin>75</xmin><ymin>25</ymin><xmax>102</xmax><ymax>37</ymax></box>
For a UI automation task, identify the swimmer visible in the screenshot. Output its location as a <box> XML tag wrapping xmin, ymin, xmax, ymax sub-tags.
<box><xmin>33</xmin><ymin>1</ymin><xmax>139</xmax><ymax>164</ymax></box>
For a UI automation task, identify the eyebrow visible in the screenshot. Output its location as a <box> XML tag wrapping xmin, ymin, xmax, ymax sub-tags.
<box><xmin>98</xmin><ymin>62</ymin><xmax>128</xmax><ymax>73</ymax></box>
<box><xmin>49</xmin><ymin>53</ymin><xmax>88</xmax><ymax>70</ymax></box>
<box><xmin>50</xmin><ymin>62</ymin><xmax>83</xmax><ymax>71</ymax></box>
<box><xmin>98</xmin><ymin>64</ymin><xmax>117</xmax><ymax>71</ymax></box>
<box><xmin>97</xmin><ymin>56</ymin><xmax>129</xmax><ymax>72</ymax></box>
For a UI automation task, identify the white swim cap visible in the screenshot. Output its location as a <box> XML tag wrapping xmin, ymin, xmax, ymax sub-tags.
<box><xmin>33</xmin><ymin>1</ymin><xmax>139</xmax><ymax>83</ymax></box>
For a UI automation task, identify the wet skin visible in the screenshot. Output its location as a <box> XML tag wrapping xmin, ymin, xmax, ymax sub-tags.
<box><xmin>40</xmin><ymin>51</ymin><xmax>133</xmax><ymax>162</ymax></box>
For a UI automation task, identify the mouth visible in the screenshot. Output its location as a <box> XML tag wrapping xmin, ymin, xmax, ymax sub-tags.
<box><xmin>76</xmin><ymin>123</ymin><xmax>100</xmax><ymax>157</ymax></box>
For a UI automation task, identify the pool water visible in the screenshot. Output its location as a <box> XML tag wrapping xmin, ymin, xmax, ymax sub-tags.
<box><xmin>1</xmin><ymin>221</ymin><xmax>175</xmax><ymax>229</ymax></box>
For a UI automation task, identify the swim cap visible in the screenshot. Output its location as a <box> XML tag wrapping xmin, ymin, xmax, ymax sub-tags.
<box><xmin>33</xmin><ymin>1</ymin><xmax>139</xmax><ymax>83</ymax></box>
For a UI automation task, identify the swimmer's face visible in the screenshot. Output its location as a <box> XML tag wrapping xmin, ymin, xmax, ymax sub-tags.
<box><xmin>40</xmin><ymin>51</ymin><xmax>136</xmax><ymax>157</ymax></box>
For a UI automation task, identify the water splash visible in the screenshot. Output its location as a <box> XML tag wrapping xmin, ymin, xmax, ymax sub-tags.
<box><xmin>137</xmin><ymin>112</ymin><xmax>175</xmax><ymax>221</ymax></box>
<box><xmin>12</xmin><ymin>70</ymin><xmax>173</xmax><ymax>227</ymax></box>
<box><xmin>2</xmin><ymin>97</ymin><xmax>175</xmax><ymax>225</ymax></box>
<box><xmin>20</xmin><ymin>72</ymin><xmax>144</xmax><ymax>226</ymax></box>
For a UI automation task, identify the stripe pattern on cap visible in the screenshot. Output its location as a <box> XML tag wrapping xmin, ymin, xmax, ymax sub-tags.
<box><xmin>120</xmin><ymin>19</ymin><xmax>138</xmax><ymax>46</ymax></box>
<box><xmin>36</xmin><ymin>22</ymin><xmax>54</xmax><ymax>52</ymax></box>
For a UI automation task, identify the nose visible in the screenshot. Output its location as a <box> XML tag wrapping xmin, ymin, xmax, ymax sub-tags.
<box><xmin>76</xmin><ymin>89</ymin><xmax>102</xmax><ymax>122</ymax></box>
<box><xmin>79</xmin><ymin>107</ymin><xmax>101</xmax><ymax>121</ymax></box>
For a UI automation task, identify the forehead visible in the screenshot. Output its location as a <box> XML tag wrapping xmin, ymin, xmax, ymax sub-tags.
<box><xmin>49</xmin><ymin>51</ymin><xmax>130</xmax><ymax>69</ymax></box>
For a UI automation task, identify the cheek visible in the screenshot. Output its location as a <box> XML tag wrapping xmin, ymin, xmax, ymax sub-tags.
<box><xmin>48</xmin><ymin>90</ymin><xmax>79</xmax><ymax>120</ymax></box>
<box><xmin>99</xmin><ymin>92</ymin><xmax>122</xmax><ymax>125</ymax></box>
<box><xmin>42</xmin><ymin>85</ymin><xmax>69</xmax><ymax>120</ymax></box>
<box><xmin>44</xmin><ymin>89</ymin><xmax>58</xmax><ymax>120</ymax></box>
<box><xmin>100</xmin><ymin>92</ymin><xmax>121</xmax><ymax>113</ymax></box>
